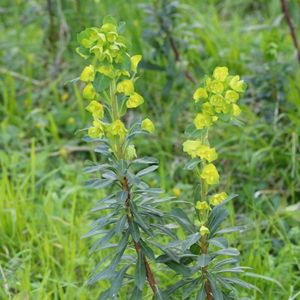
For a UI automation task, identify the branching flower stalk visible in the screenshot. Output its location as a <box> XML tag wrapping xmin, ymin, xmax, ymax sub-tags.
<box><xmin>76</xmin><ymin>16</ymin><xmax>166</xmax><ymax>298</ymax></box>
<box><xmin>186</xmin><ymin>67</ymin><xmax>245</xmax><ymax>297</ymax></box>
<box><xmin>167</xmin><ymin>67</ymin><xmax>257</xmax><ymax>299</ymax></box>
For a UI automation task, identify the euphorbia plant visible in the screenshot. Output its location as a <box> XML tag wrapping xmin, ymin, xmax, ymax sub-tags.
<box><xmin>163</xmin><ymin>67</ymin><xmax>259</xmax><ymax>299</ymax></box>
<box><xmin>76</xmin><ymin>17</ymin><xmax>171</xmax><ymax>299</ymax></box>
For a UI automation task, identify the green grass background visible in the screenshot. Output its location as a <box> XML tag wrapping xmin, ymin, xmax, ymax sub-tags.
<box><xmin>0</xmin><ymin>0</ymin><xmax>300</xmax><ymax>299</ymax></box>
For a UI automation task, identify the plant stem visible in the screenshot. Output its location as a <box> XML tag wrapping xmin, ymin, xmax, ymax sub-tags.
<box><xmin>122</xmin><ymin>176</ymin><xmax>157</xmax><ymax>296</ymax></box>
<box><xmin>280</xmin><ymin>0</ymin><xmax>300</xmax><ymax>64</ymax></box>
<box><xmin>110</xmin><ymin>80</ymin><xmax>119</xmax><ymax>120</ymax></box>
<box><xmin>199</xmin><ymin>131</ymin><xmax>213</xmax><ymax>299</ymax></box>
<box><xmin>109</xmin><ymin>80</ymin><xmax>157</xmax><ymax>296</ymax></box>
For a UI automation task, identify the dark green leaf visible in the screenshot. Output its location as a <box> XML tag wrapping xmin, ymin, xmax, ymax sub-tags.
<box><xmin>136</xmin><ymin>165</ymin><xmax>159</xmax><ymax>177</ymax></box>
<box><xmin>197</xmin><ymin>254</ymin><xmax>211</xmax><ymax>268</ymax></box>
<box><xmin>196</xmin><ymin>283</ymin><xmax>206</xmax><ymax>300</ymax></box>
<box><xmin>182</xmin><ymin>233</ymin><xmax>200</xmax><ymax>251</ymax></box>
<box><xmin>209</xmin><ymin>237</ymin><xmax>228</xmax><ymax>249</ymax></box>
<box><xmin>93</xmin><ymin>72</ymin><xmax>110</xmax><ymax>93</ymax></box>
<box><xmin>115</xmin><ymin>215</ymin><xmax>127</xmax><ymax>234</ymax></box>
<box><xmin>129</xmin><ymin>220</ymin><xmax>140</xmax><ymax>242</ymax></box>
<box><xmin>110</xmin><ymin>265</ymin><xmax>129</xmax><ymax>297</ymax></box>
<box><xmin>166</xmin><ymin>279</ymin><xmax>193</xmax><ymax>295</ymax></box>
<box><xmin>213</xmin><ymin>248</ymin><xmax>240</xmax><ymax>257</ymax></box>
<box><xmin>132</xmin><ymin>157</ymin><xmax>158</xmax><ymax>165</ymax></box>
<box><xmin>139</xmin><ymin>239</ymin><xmax>155</xmax><ymax>260</ymax></box>
<box><xmin>183</xmin><ymin>278</ymin><xmax>201</xmax><ymax>299</ymax></box>
<box><xmin>184</xmin><ymin>158</ymin><xmax>200</xmax><ymax>170</ymax></box>
<box><xmin>131</xmin><ymin>286</ymin><xmax>142</xmax><ymax>300</ymax></box>
<box><xmin>170</xmin><ymin>208</ymin><xmax>194</xmax><ymax>233</ymax></box>
<box><xmin>135</xmin><ymin>250</ymin><xmax>146</xmax><ymax>290</ymax></box>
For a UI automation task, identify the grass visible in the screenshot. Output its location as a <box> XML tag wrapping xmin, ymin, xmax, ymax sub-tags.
<box><xmin>1</xmin><ymin>0</ymin><xmax>300</xmax><ymax>299</ymax></box>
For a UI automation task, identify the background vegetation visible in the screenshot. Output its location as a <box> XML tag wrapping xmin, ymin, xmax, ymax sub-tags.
<box><xmin>0</xmin><ymin>0</ymin><xmax>299</xmax><ymax>299</ymax></box>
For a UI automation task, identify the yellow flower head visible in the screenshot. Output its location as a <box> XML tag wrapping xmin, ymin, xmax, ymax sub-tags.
<box><xmin>117</xmin><ymin>79</ymin><xmax>134</xmax><ymax>96</ymax></box>
<box><xmin>125</xmin><ymin>144</ymin><xmax>137</xmax><ymax>160</ymax></box>
<box><xmin>183</xmin><ymin>140</ymin><xmax>202</xmax><ymax>158</ymax></box>
<box><xmin>195</xmin><ymin>201</ymin><xmax>210</xmax><ymax>211</ymax></box>
<box><xmin>210</xmin><ymin>80</ymin><xmax>224</xmax><ymax>94</ymax></box>
<box><xmin>97</xmin><ymin>65</ymin><xmax>115</xmax><ymax>78</ymax></box>
<box><xmin>107</xmin><ymin>31</ymin><xmax>118</xmax><ymax>43</ymax></box>
<box><xmin>197</xmin><ymin>145</ymin><xmax>218</xmax><ymax>162</ymax></box>
<box><xmin>109</xmin><ymin>119</ymin><xmax>127</xmax><ymax>138</ymax></box>
<box><xmin>86</xmin><ymin>100</ymin><xmax>104</xmax><ymax>119</ymax></box>
<box><xmin>232</xmin><ymin>104</ymin><xmax>241</xmax><ymax>116</ymax></box>
<box><xmin>200</xmin><ymin>225</ymin><xmax>210</xmax><ymax>236</ymax></box>
<box><xmin>213</xmin><ymin>66</ymin><xmax>228</xmax><ymax>82</ymax></box>
<box><xmin>229</xmin><ymin>75</ymin><xmax>245</xmax><ymax>93</ymax></box>
<box><xmin>201</xmin><ymin>163</ymin><xmax>219</xmax><ymax>185</ymax></box>
<box><xmin>193</xmin><ymin>87</ymin><xmax>208</xmax><ymax>102</ymax></box>
<box><xmin>172</xmin><ymin>187</ymin><xmax>181</xmax><ymax>197</ymax></box>
<box><xmin>131</xmin><ymin>55</ymin><xmax>142</xmax><ymax>72</ymax></box>
<box><xmin>88</xmin><ymin>120</ymin><xmax>104</xmax><ymax>139</ymax></box>
<box><xmin>202</xmin><ymin>102</ymin><xmax>215</xmax><ymax>116</ymax></box>
<box><xmin>101</xmin><ymin>23</ymin><xmax>117</xmax><ymax>34</ymax></box>
<box><xmin>194</xmin><ymin>113</ymin><xmax>213</xmax><ymax>129</ymax></box>
<box><xmin>126</xmin><ymin>92</ymin><xmax>144</xmax><ymax>108</ymax></box>
<box><xmin>83</xmin><ymin>83</ymin><xmax>97</xmax><ymax>100</ymax></box>
<box><xmin>80</xmin><ymin>65</ymin><xmax>95</xmax><ymax>82</ymax></box>
<box><xmin>141</xmin><ymin>118</ymin><xmax>155</xmax><ymax>133</ymax></box>
<box><xmin>225</xmin><ymin>90</ymin><xmax>239</xmax><ymax>103</ymax></box>
<box><xmin>210</xmin><ymin>192</ymin><xmax>228</xmax><ymax>206</ymax></box>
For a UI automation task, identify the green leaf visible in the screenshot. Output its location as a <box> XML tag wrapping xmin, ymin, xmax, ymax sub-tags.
<box><xmin>170</xmin><ymin>208</ymin><xmax>194</xmax><ymax>233</ymax></box>
<box><xmin>135</xmin><ymin>250</ymin><xmax>146</xmax><ymax>290</ymax></box>
<box><xmin>208</xmin><ymin>237</ymin><xmax>228</xmax><ymax>249</ymax></box>
<box><xmin>166</xmin><ymin>279</ymin><xmax>193</xmax><ymax>295</ymax></box>
<box><xmin>98</xmin><ymin>288</ymin><xmax>111</xmax><ymax>300</ymax></box>
<box><xmin>222</xmin><ymin>277</ymin><xmax>261</xmax><ymax>293</ymax></box>
<box><xmin>85</xmin><ymin>178</ymin><xmax>115</xmax><ymax>189</ymax></box>
<box><xmin>132</xmin><ymin>157</ymin><xmax>158</xmax><ymax>165</ymax></box>
<box><xmin>182</xmin><ymin>233</ymin><xmax>200</xmax><ymax>251</ymax></box>
<box><xmin>197</xmin><ymin>254</ymin><xmax>211</xmax><ymax>268</ymax></box>
<box><xmin>184</xmin><ymin>158</ymin><xmax>200</xmax><ymax>170</ymax></box>
<box><xmin>209</xmin><ymin>278</ymin><xmax>224</xmax><ymax>300</ymax></box>
<box><xmin>165</xmin><ymin>261</ymin><xmax>191</xmax><ymax>277</ymax></box>
<box><xmin>195</xmin><ymin>283</ymin><xmax>206</xmax><ymax>300</ymax></box>
<box><xmin>115</xmin><ymin>215</ymin><xmax>127</xmax><ymax>234</ymax></box>
<box><xmin>214</xmin><ymin>258</ymin><xmax>239</xmax><ymax>269</ymax></box>
<box><xmin>89</xmin><ymin>229</ymin><xmax>115</xmax><ymax>253</ymax></box>
<box><xmin>131</xmin><ymin>287</ymin><xmax>142</xmax><ymax>300</ymax></box>
<box><xmin>213</xmin><ymin>248</ymin><xmax>240</xmax><ymax>257</ymax></box>
<box><xmin>84</xmin><ymin>163</ymin><xmax>111</xmax><ymax>174</ymax></box>
<box><xmin>118</xmin><ymin>21</ymin><xmax>126</xmax><ymax>34</ymax></box>
<box><xmin>136</xmin><ymin>165</ymin><xmax>159</xmax><ymax>177</ymax></box>
<box><xmin>110</xmin><ymin>265</ymin><xmax>130</xmax><ymax>297</ymax></box>
<box><xmin>155</xmin><ymin>287</ymin><xmax>168</xmax><ymax>300</ymax></box>
<box><xmin>243</xmin><ymin>272</ymin><xmax>283</xmax><ymax>289</ymax></box>
<box><xmin>183</xmin><ymin>278</ymin><xmax>201</xmax><ymax>299</ymax></box>
<box><xmin>116</xmin><ymin>230</ymin><xmax>130</xmax><ymax>253</ymax></box>
<box><xmin>207</xmin><ymin>206</ymin><xmax>228</xmax><ymax>236</ymax></box>
<box><xmin>139</xmin><ymin>239</ymin><xmax>155</xmax><ymax>260</ymax></box>
<box><xmin>216</xmin><ymin>226</ymin><xmax>246</xmax><ymax>235</ymax></box>
<box><xmin>103</xmin><ymin>15</ymin><xmax>117</xmax><ymax>25</ymax></box>
<box><xmin>129</xmin><ymin>221</ymin><xmax>140</xmax><ymax>242</ymax></box>
<box><xmin>93</xmin><ymin>72</ymin><xmax>110</xmax><ymax>93</ymax></box>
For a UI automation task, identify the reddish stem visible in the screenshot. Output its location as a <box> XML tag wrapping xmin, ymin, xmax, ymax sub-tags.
<box><xmin>122</xmin><ymin>177</ymin><xmax>157</xmax><ymax>295</ymax></box>
<box><xmin>280</xmin><ymin>0</ymin><xmax>300</xmax><ymax>63</ymax></box>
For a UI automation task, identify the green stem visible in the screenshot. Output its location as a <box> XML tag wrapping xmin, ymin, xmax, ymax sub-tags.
<box><xmin>109</xmin><ymin>80</ymin><xmax>122</xmax><ymax>159</ymax></box>
<box><xmin>110</xmin><ymin>79</ymin><xmax>119</xmax><ymax>121</ymax></box>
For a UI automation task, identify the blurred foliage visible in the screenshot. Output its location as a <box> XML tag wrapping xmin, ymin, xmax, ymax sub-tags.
<box><xmin>0</xmin><ymin>0</ymin><xmax>300</xmax><ymax>299</ymax></box>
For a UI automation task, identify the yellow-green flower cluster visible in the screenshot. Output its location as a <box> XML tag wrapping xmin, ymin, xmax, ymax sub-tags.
<box><xmin>183</xmin><ymin>67</ymin><xmax>246</xmax><ymax>236</ymax></box>
<box><xmin>192</xmin><ymin>66</ymin><xmax>245</xmax><ymax>129</ymax></box>
<box><xmin>76</xmin><ymin>18</ymin><xmax>154</xmax><ymax>148</ymax></box>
